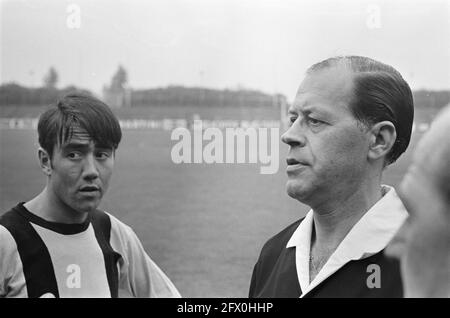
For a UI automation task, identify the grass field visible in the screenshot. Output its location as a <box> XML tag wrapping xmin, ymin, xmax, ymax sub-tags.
<box><xmin>0</xmin><ymin>107</ymin><xmax>435</xmax><ymax>297</ymax></box>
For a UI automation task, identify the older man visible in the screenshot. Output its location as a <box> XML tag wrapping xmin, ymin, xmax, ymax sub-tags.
<box><xmin>387</xmin><ymin>105</ymin><xmax>450</xmax><ymax>298</ymax></box>
<box><xmin>250</xmin><ymin>56</ymin><xmax>414</xmax><ymax>297</ymax></box>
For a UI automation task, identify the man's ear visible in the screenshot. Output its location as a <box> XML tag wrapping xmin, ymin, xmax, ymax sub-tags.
<box><xmin>367</xmin><ymin>121</ymin><xmax>397</xmax><ymax>162</ymax></box>
<box><xmin>38</xmin><ymin>147</ymin><xmax>52</xmax><ymax>176</ymax></box>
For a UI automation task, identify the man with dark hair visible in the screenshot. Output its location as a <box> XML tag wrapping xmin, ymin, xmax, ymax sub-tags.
<box><xmin>386</xmin><ymin>105</ymin><xmax>450</xmax><ymax>298</ymax></box>
<box><xmin>0</xmin><ymin>93</ymin><xmax>180</xmax><ymax>298</ymax></box>
<box><xmin>249</xmin><ymin>56</ymin><xmax>414</xmax><ymax>297</ymax></box>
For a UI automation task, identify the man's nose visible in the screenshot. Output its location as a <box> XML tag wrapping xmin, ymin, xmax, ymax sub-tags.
<box><xmin>82</xmin><ymin>153</ymin><xmax>99</xmax><ymax>180</ymax></box>
<box><xmin>281</xmin><ymin>121</ymin><xmax>306</xmax><ymax>147</ymax></box>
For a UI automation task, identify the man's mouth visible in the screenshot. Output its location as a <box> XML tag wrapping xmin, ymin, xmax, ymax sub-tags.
<box><xmin>286</xmin><ymin>158</ymin><xmax>307</xmax><ymax>166</ymax></box>
<box><xmin>79</xmin><ymin>185</ymin><xmax>100</xmax><ymax>193</ymax></box>
<box><xmin>286</xmin><ymin>158</ymin><xmax>308</xmax><ymax>173</ymax></box>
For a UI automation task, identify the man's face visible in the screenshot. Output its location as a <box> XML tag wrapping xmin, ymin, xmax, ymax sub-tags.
<box><xmin>281</xmin><ymin>68</ymin><xmax>370</xmax><ymax>207</ymax></box>
<box><xmin>47</xmin><ymin>127</ymin><xmax>115</xmax><ymax>214</ymax></box>
<box><xmin>386</xmin><ymin>115</ymin><xmax>450</xmax><ymax>297</ymax></box>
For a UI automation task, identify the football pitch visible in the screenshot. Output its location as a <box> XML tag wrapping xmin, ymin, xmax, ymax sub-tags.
<box><xmin>0</xmin><ymin>116</ymin><xmax>427</xmax><ymax>297</ymax></box>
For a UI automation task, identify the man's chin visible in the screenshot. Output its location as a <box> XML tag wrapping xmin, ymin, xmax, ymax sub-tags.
<box><xmin>286</xmin><ymin>182</ymin><xmax>311</xmax><ymax>203</ymax></box>
<box><xmin>75</xmin><ymin>201</ymin><xmax>101</xmax><ymax>214</ymax></box>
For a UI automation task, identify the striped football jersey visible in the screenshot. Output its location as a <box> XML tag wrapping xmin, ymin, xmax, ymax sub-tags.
<box><xmin>0</xmin><ymin>203</ymin><xmax>180</xmax><ymax>298</ymax></box>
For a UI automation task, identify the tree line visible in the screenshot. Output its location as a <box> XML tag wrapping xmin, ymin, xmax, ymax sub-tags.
<box><xmin>0</xmin><ymin>66</ymin><xmax>448</xmax><ymax>109</ymax></box>
<box><xmin>130</xmin><ymin>86</ymin><xmax>285</xmax><ymax>108</ymax></box>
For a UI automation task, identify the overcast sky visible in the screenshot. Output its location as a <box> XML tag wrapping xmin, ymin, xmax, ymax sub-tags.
<box><xmin>1</xmin><ymin>0</ymin><xmax>449</xmax><ymax>100</ymax></box>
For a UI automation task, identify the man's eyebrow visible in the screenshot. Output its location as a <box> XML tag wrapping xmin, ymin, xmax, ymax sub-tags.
<box><xmin>61</xmin><ymin>142</ymin><xmax>90</xmax><ymax>150</ymax></box>
<box><xmin>302</xmin><ymin>105</ymin><xmax>332</xmax><ymax>116</ymax></box>
<box><xmin>95</xmin><ymin>145</ymin><xmax>114</xmax><ymax>151</ymax></box>
<box><xmin>301</xmin><ymin>106</ymin><xmax>318</xmax><ymax>115</ymax></box>
<box><xmin>288</xmin><ymin>105</ymin><xmax>314</xmax><ymax>116</ymax></box>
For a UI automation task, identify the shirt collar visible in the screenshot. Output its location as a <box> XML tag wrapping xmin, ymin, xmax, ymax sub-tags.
<box><xmin>286</xmin><ymin>209</ymin><xmax>314</xmax><ymax>292</ymax></box>
<box><xmin>285</xmin><ymin>185</ymin><xmax>408</xmax><ymax>296</ymax></box>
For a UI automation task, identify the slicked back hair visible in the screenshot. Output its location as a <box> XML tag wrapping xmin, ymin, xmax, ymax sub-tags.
<box><xmin>38</xmin><ymin>93</ymin><xmax>122</xmax><ymax>158</ymax></box>
<box><xmin>307</xmin><ymin>56</ymin><xmax>414</xmax><ymax>165</ymax></box>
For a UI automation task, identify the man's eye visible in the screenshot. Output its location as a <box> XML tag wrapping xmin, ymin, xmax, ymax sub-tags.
<box><xmin>307</xmin><ymin>117</ymin><xmax>323</xmax><ymax>126</ymax></box>
<box><xmin>67</xmin><ymin>152</ymin><xmax>81</xmax><ymax>159</ymax></box>
<box><xmin>289</xmin><ymin>116</ymin><xmax>297</xmax><ymax>125</ymax></box>
<box><xmin>96</xmin><ymin>152</ymin><xmax>111</xmax><ymax>159</ymax></box>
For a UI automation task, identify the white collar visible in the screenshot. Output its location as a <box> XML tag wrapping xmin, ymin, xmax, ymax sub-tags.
<box><xmin>286</xmin><ymin>185</ymin><xmax>408</xmax><ymax>297</ymax></box>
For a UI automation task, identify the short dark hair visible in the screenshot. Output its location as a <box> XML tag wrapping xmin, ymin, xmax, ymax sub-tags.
<box><xmin>307</xmin><ymin>56</ymin><xmax>414</xmax><ymax>164</ymax></box>
<box><xmin>38</xmin><ymin>93</ymin><xmax>122</xmax><ymax>157</ymax></box>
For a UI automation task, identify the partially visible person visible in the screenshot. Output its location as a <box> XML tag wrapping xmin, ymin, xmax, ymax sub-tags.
<box><xmin>0</xmin><ymin>93</ymin><xmax>180</xmax><ymax>298</ymax></box>
<box><xmin>386</xmin><ymin>105</ymin><xmax>450</xmax><ymax>298</ymax></box>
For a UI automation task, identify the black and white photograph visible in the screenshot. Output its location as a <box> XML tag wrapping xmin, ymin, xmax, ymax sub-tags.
<box><xmin>0</xmin><ymin>0</ymin><xmax>449</xmax><ymax>301</ymax></box>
